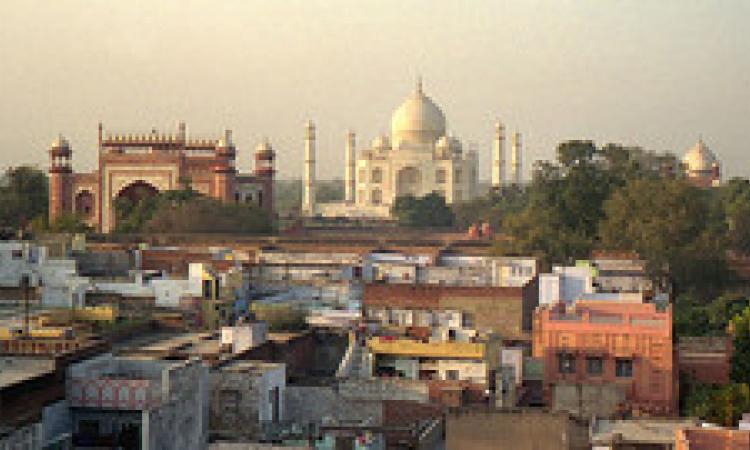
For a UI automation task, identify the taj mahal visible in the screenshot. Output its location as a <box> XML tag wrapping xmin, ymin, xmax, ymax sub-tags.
<box><xmin>302</xmin><ymin>79</ymin><xmax>523</xmax><ymax>218</ymax></box>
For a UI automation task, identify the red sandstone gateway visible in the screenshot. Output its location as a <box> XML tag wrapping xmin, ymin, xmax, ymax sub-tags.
<box><xmin>48</xmin><ymin>122</ymin><xmax>275</xmax><ymax>233</ymax></box>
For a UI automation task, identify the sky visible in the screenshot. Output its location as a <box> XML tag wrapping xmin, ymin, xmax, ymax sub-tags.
<box><xmin>1</xmin><ymin>0</ymin><xmax>749</xmax><ymax>180</ymax></box>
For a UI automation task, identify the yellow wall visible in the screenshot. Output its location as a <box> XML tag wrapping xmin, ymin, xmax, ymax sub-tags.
<box><xmin>367</xmin><ymin>338</ymin><xmax>485</xmax><ymax>359</ymax></box>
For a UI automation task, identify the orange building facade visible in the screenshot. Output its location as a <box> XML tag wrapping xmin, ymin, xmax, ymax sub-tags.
<box><xmin>533</xmin><ymin>301</ymin><xmax>676</xmax><ymax>416</ymax></box>
<box><xmin>48</xmin><ymin>122</ymin><xmax>275</xmax><ymax>233</ymax></box>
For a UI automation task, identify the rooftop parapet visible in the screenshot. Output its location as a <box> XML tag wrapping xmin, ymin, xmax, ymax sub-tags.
<box><xmin>367</xmin><ymin>337</ymin><xmax>484</xmax><ymax>359</ymax></box>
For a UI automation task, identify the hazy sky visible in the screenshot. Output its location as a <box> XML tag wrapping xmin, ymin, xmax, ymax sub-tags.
<box><xmin>1</xmin><ymin>0</ymin><xmax>749</xmax><ymax>180</ymax></box>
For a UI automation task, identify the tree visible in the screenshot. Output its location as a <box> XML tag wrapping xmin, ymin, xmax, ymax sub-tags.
<box><xmin>46</xmin><ymin>213</ymin><xmax>92</xmax><ymax>233</ymax></box>
<box><xmin>731</xmin><ymin>306</ymin><xmax>750</xmax><ymax>384</ymax></box>
<box><xmin>114</xmin><ymin>188</ymin><xmax>271</xmax><ymax>234</ymax></box>
<box><xmin>0</xmin><ymin>166</ymin><xmax>48</xmax><ymax>229</ymax></box>
<box><xmin>144</xmin><ymin>197</ymin><xmax>271</xmax><ymax>234</ymax></box>
<box><xmin>453</xmin><ymin>184</ymin><xmax>528</xmax><ymax>230</ymax></box>
<box><xmin>599</xmin><ymin>177</ymin><xmax>729</xmax><ymax>295</ymax></box>
<box><xmin>719</xmin><ymin>178</ymin><xmax>750</xmax><ymax>254</ymax></box>
<box><xmin>392</xmin><ymin>192</ymin><xmax>454</xmax><ymax>228</ymax></box>
<box><xmin>682</xmin><ymin>382</ymin><xmax>750</xmax><ymax>426</ymax></box>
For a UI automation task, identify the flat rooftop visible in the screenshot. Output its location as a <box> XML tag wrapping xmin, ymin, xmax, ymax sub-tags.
<box><xmin>0</xmin><ymin>359</ymin><xmax>56</xmax><ymax>389</ymax></box>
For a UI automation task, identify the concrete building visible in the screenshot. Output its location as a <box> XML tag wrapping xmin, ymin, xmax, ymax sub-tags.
<box><xmin>539</xmin><ymin>255</ymin><xmax>655</xmax><ymax>306</ymax></box>
<box><xmin>312</xmin><ymin>79</ymin><xmax>486</xmax><ymax>218</ymax></box>
<box><xmin>366</xmin><ymin>337</ymin><xmax>488</xmax><ymax>384</ymax></box>
<box><xmin>363</xmin><ymin>283</ymin><xmax>539</xmax><ymax>340</ymax></box>
<box><xmin>47</xmin><ymin>123</ymin><xmax>275</xmax><ymax>233</ymax></box>
<box><xmin>446</xmin><ymin>409</ymin><xmax>590</xmax><ymax>450</ymax></box>
<box><xmin>0</xmin><ymin>358</ymin><xmax>73</xmax><ymax>450</ymax></box>
<box><xmin>67</xmin><ymin>354</ymin><xmax>208</xmax><ymax>449</ymax></box>
<box><xmin>209</xmin><ymin>360</ymin><xmax>285</xmax><ymax>441</ymax></box>
<box><xmin>590</xmin><ymin>418</ymin><xmax>699</xmax><ymax>450</ymax></box>
<box><xmin>533</xmin><ymin>301</ymin><xmax>675</xmax><ymax>416</ymax></box>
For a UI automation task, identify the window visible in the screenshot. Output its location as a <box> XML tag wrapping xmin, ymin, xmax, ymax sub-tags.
<box><xmin>454</xmin><ymin>169</ymin><xmax>462</xmax><ymax>183</ymax></box>
<box><xmin>446</xmin><ymin>370</ymin><xmax>459</xmax><ymax>381</ymax></box>
<box><xmin>371</xmin><ymin>189</ymin><xmax>382</xmax><ymax>205</ymax></box>
<box><xmin>220</xmin><ymin>389</ymin><xmax>240</xmax><ymax>411</ymax></box>
<box><xmin>78</xmin><ymin>419</ymin><xmax>100</xmax><ymax>437</ymax></box>
<box><xmin>202</xmin><ymin>280</ymin><xmax>212</xmax><ymax>299</ymax></box>
<box><xmin>11</xmin><ymin>250</ymin><xmax>22</xmax><ymax>260</ymax></box>
<box><xmin>616</xmin><ymin>358</ymin><xmax>633</xmax><ymax>378</ymax></box>
<box><xmin>435</xmin><ymin>169</ymin><xmax>447</xmax><ymax>184</ymax></box>
<box><xmin>371</xmin><ymin>168</ymin><xmax>383</xmax><ymax>183</ymax></box>
<box><xmin>558</xmin><ymin>353</ymin><xmax>576</xmax><ymax>374</ymax></box>
<box><xmin>358</xmin><ymin>169</ymin><xmax>366</xmax><ymax>182</ymax></box>
<box><xmin>455</xmin><ymin>190</ymin><xmax>462</xmax><ymax>202</ymax></box>
<box><xmin>586</xmin><ymin>357</ymin><xmax>604</xmax><ymax>375</ymax></box>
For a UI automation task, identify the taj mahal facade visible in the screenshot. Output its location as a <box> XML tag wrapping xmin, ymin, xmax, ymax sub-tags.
<box><xmin>304</xmin><ymin>79</ymin><xmax>523</xmax><ymax>218</ymax></box>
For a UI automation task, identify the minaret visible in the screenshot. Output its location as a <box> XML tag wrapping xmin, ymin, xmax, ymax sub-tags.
<box><xmin>492</xmin><ymin>121</ymin><xmax>505</xmax><ymax>189</ymax></box>
<box><xmin>254</xmin><ymin>139</ymin><xmax>276</xmax><ymax>214</ymax></box>
<box><xmin>303</xmin><ymin>120</ymin><xmax>316</xmax><ymax>215</ymax></box>
<box><xmin>48</xmin><ymin>135</ymin><xmax>73</xmax><ymax>223</ymax></box>
<box><xmin>511</xmin><ymin>132</ymin><xmax>522</xmax><ymax>185</ymax></box>
<box><xmin>345</xmin><ymin>131</ymin><xmax>356</xmax><ymax>203</ymax></box>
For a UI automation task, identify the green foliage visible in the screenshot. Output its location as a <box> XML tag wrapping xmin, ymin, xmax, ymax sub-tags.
<box><xmin>250</xmin><ymin>303</ymin><xmax>307</xmax><ymax>331</ymax></box>
<box><xmin>274</xmin><ymin>179</ymin><xmax>344</xmax><ymax>215</ymax></box>
<box><xmin>719</xmin><ymin>178</ymin><xmax>750</xmax><ymax>254</ymax></box>
<box><xmin>674</xmin><ymin>292</ymin><xmax>748</xmax><ymax>337</ymax></box>
<box><xmin>498</xmin><ymin>141</ymin><xmax>674</xmax><ymax>265</ymax></box>
<box><xmin>392</xmin><ymin>192</ymin><xmax>455</xmax><ymax>228</ymax></box>
<box><xmin>599</xmin><ymin>177</ymin><xmax>731</xmax><ymax>295</ymax></box>
<box><xmin>682</xmin><ymin>382</ymin><xmax>750</xmax><ymax>426</ymax></box>
<box><xmin>453</xmin><ymin>185</ymin><xmax>527</xmax><ymax>230</ymax></box>
<box><xmin>731</xmin><ymin>306</ymin><xmax>750</xmax><ymax>384</ymax></box>
<box><xmin>144</xmin><ymin>197</ymin><xmax>271</xmax><ymax>234</ymax></box>
<box><xmin>0</xmin><ymin>166</ymin><xmax>48</xmax><ymax>229</ymax></box>
<box><xmin>46</xmin><ymin>213</ymin><xmax>92</xmax><ymax>233</ymax></box>
<box><xmin>114</xmin><ymin>188</ymin><xmax>271</xmax><ymax>234</ymax></box>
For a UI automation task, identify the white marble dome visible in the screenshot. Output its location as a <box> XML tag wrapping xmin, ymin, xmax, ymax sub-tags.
<box><xmin>390</xmin><ymin>79</ymin><xmax>446</xmax><ymax>148</ymax></box>
<box><xmin>683</xmin><ymin>138</ymin><xmax>717</xmax><ymax>172</ymax></box>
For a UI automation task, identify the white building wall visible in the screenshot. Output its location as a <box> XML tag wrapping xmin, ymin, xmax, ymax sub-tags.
<box><xmin>435</xmin><ymin>360</ymin><xmax>487</xmax><ymax>384</ymax></box>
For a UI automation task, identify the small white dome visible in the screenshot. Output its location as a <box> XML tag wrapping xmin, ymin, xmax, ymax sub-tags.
<box><xmin>683</xmin><ymin>138</ymin><xmax>717</xmax><ymax>172</ymax></box>
<box><xmin>50</xmin><ymin>134</ymin><xmax>69</xmax><ymax>149</ymax></box>
<box><xmin>371</xmin><ymin>135</ymin><xmax>391</xmax><ymax>150</ymax></box>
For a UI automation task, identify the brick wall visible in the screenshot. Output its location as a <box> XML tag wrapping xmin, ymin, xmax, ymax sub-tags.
<box><xmin>677</xmin><ymin>336</ymin><xmax>733</xmax><ymax>385</ymax></box>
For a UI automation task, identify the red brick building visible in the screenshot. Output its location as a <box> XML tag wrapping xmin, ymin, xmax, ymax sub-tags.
<box><xmin>48</xmin><ymin>123</ymin><xmax>275</xmax><ymax>233</ymax></box>
<box><xmin>675</xmin><ymin>427</ymin><xmax>750</xmax><ymax>449</ymax></box>
<box><xmin>677</xmin><ymin>336</ymin><xmax>733</xmax><ymax>385</ymax></box>
<box><xmin>533</xmin><ymin>301</ymin><xmax>676</xmax><ymax>416</ymax></box>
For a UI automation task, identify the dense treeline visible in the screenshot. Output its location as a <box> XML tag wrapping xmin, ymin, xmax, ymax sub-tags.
<box><xmin>0</xmin><ymin>166</ymin><xmax>48</xmax><ymax>230</ymax></box>
<box><xmin>114</xmin><ymin>188</ymin><xmax>271</xmax><ymax>234</ymax></box>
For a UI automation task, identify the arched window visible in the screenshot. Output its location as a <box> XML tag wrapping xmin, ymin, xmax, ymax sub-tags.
<box><xmin>74</xmin><ymin>191</ymin><xmax>95</xmax><ymax>218</ymax></box>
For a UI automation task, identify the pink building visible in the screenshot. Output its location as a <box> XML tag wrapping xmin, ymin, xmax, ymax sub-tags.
<box><xmin>533</xmin><ymin>301</ymin><xmax>676</xmax><ymax>416</ymax></box>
